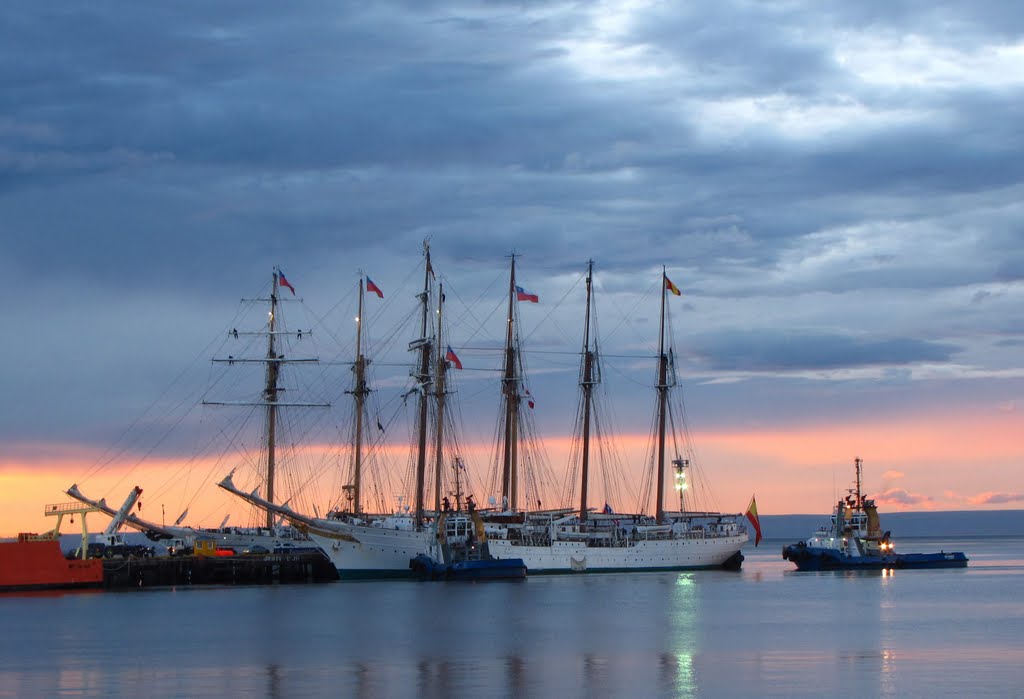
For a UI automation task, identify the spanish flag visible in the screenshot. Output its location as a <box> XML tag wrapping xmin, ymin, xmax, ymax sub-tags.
<box><xmin>745</xmin><ymin>495</ymin><xmax>762</xmax><ymax>547</ymax></box>
<box><xmin>665</xmin><ymin>276</ymin><xmax>681</xmax><ymax>296</ymax></box>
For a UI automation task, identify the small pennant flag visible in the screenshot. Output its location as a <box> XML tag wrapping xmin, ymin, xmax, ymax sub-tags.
<box><xmin>445</xmin><ymin>345</ymin><xmax>463</xmax><ymax>370</ymax></box>
<box><xmin>366</xmin><ymin>277</ymin><xmax>384</xmax><ymax>298</ymax></box>
<box><xmin>745</xmin><ymin>495</ymin><xmax>762</xmax><ymax>547</ymax></box>
<box><xmin>525</xmin><ymin>389</ymin><xmax>535</xmax><ymax>409</ymax></box>
<box><xmin>515</xmin><ymin>285</ymin><xmax>539</xmax><ymax>303</ymax></box>
<box><xmin>278</xmin><ymin>269</ymin><xmax>296</xmax><ymax>295</ymax></box>
<box><xmin>602</xmin><ymin>503</ymin><xmax>613</xmax><ymax>514</ymax></box>
<box><xmin>664</xmin><ymin>276</ymin><xmax>681</xmax><ymax>296</ymax></box>
<box><xmin>376</xmin><ymin>418</ymin><xmax>385</xmax><ymax>432</ymax></box>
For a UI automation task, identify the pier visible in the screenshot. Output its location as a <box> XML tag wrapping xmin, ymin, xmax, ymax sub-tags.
<box><xmin>100</xmin><ymin>551</ymin><xmax>339</xmax><ymax>589</ymax></box>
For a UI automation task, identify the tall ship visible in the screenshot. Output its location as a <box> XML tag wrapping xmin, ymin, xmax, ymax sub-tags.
<box><xmin>220</xmin><ymin>243</ymin><xmax>450</xmax><ymax>577</ymax></box>
<box><xmin>66</xmin><ymin>267</ymin><xmax>322</xmax><ymax>555</ymax></box>
<box><xmin>221</xmin><ymin>253</ymin><xmax>749</xmax><ymax>576</ymax></box>
<box><xmin>482</xmin><ymin>261</ymin><xmax>748</xmax><ymax>572</ymax></box>
<box><xmin>782</xmin><ymin>458</ymin><xmax>968</xmax><ymax>570</ymax></box>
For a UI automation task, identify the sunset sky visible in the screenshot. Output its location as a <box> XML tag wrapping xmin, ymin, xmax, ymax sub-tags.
<box><xmin>2</xmin><ymin>1</ymin><xmax>1022</xmax><ymax>537</ymax></box>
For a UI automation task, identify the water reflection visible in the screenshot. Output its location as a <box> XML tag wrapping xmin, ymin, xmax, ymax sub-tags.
<box><xmin>2</xmin><ymin>539</ymin><xmax>1020</xmax><ymax>699</ymax></box>
<box><xmin>666</xmin><ymin>573</ymin><xmax>698</xmax><ymax>698</ymax></box>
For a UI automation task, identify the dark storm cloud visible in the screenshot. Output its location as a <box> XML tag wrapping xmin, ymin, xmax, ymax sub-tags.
<box><xmin>2</xmin><ymin>0</ymin><xmax>1022</xmax><ymax>449</ymax></box>
<box><xmin>688</xmin><ymin>330</ymin><xmax>959</xmax><ymax>372</ymax></box>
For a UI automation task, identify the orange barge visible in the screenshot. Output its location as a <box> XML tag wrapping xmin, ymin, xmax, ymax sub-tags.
<box><xmin>0</xmin><ymin>534</ymin><xmax>104</xmax><ymax>592</ymax></box>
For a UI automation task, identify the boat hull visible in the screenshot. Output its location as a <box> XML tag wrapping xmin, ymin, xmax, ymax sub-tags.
<box><xmin>782</xmin><ymin>544</ymin><xmax>968</xmax><ymax>571</ymax></box>
<box><xmin>307</xmin><ymin>524</ymin><xmax>434</xmax><ymax>580</ymax></box>
<box><xmin>487</xmin><ymin>534</ymin><xmax>747</xmax><ymax>574</ymax></box>
<box><xmin>0</xmin><ymin>536</ymin><xmax>104</xmax><ymax>592</ymax></box>
<box><xmin>409</xmin><ymin>554</ymin><xmax>527</xmax><ymax>581</ymax></box>
<box><xmin>307</xmin><ymin>518</ymin><xmax>747</xmax><ymax>578</ymax></box>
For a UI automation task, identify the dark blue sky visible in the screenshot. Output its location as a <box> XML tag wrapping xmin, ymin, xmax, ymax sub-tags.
<box><xmin>2</xmin><ymin>1</ymin><xmax>1022</xmax><ymax>517</ymax></box>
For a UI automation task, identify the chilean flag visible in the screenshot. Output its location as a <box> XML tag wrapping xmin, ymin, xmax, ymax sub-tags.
<box><xmin>366</xmin><ymin>276</ymin><xmax>384</xmax><ymax>298</ymax></box>
<box><xmin>445</xmin><ymin>345</ymin><xmax>463</xmax><ymax>370</ymax></box>
<box><xmin>515</xmin><ymin>285</ymin><xmax>539</xmax><ymax>303</ymax></box>
<box><xmin>278</xmin><ymin>269</ymin><xmax>296</xmax><ymax>295</ymax></box>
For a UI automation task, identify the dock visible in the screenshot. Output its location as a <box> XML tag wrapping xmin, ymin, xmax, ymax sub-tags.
<box><xmin>100</xmin><ymin>551</ymin><xmax>339</xmax><ymax>589</ymax></box>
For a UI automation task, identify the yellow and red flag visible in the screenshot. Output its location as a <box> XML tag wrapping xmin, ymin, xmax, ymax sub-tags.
<box><xmin>745</xmin><ymin>496</ymin><xmax>762</xmax><ymax>546</ymax></box>
<box><xmin>665</xmin><ymin>276</ymin><xmax>681</xmax><ymax>296</ymax></box>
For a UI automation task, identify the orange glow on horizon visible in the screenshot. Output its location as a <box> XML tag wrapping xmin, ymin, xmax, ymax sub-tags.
<box><xmin>1</xmin><ymin>408</ymin><xmax>1021</xmax><ymax>536</ymax></box>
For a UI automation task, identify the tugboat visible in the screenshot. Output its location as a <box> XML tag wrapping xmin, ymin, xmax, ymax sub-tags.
<box><xmin>782</xmin><ymin>458</ymin><xmax>968</xmax><ymax>571</ymax></box>
<box><xmin>410</xmin><ymin>496</ymin><xmax>527</xmax><ymax>581</ymax></box>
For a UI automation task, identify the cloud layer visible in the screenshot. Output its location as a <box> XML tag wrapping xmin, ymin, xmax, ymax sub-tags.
<box><xmin>2</xmin><ymin>1</ymin><xmax>1021</xmax><ymax>518</ymax></box>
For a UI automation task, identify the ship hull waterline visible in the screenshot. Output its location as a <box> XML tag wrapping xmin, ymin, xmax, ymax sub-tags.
<box><xmin>782</xmin><ymin>545</ymin><xmax>968</xmax><ymax>571</ymax></box>
<box><xmin>308</xmin><ymin>526</ymin><xmax>746</xmax><ymax>579</ymax></box>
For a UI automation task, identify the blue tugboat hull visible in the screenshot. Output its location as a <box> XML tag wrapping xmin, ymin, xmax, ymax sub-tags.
<box><xmin>449</xmin><ymin>558</ymin><xmax>527</xmax><ymax>580</ymax></box>
<box><xmin>782</xmin><ymin>545</ymin><xmax>968</xmax><ymax>571</ymax></box>
<box><xmin>410</xmin><ymin>554</ymin><xmax>527</xmax><ymax>581</ymax></box>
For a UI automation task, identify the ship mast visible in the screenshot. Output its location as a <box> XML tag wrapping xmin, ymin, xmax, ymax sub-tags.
<box><xmin>655</xmin><ymin>267</ymin><xmax>670</xmax><ymax>524</ymax></box>
<box><xmin>204</xmin><ymin>267</ymin><xmax>328</xmax><ymax>529</ymax></box>
<box><xmin>578</xmin><ymin>260</ymin><xmax>596</xmax><ymax>521</ymax></box>
<box><xmin>264</xmin><ymin>269</ymin><xmax>281</xmax><ymax>529</ymax></box>
<box><xmin>433</xmin><ymin>281</ymin><xmax>447</xmax><ymax>516</ymax></box>
<box><xmin>348</xmin><ymin>277</ymin><xmax>369</xmax><ymax>516</ymax></box>
<box><xmin>500</xmin><ymin>255</ymin><xmax>520</xmax><ymax>511</ymax></box>
<box><xmin>413</xmin><ymin>242</ymin><xmax>433</xmax><ymax>527</ymax></box>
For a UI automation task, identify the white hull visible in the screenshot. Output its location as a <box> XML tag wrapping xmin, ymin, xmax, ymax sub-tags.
<box><xmin>306</xmin><ymin>522</ymin><xmax>435</xmax><ymax>579</ymax></box>
<box><xmin>487</xmin><ymin>533</ymin><xmax>747</xmax><ymax>573</ymax></box>
<box><xmin>304</xmin><ymin>518</ymin><xmax>747</xmax><ymax>577</ymax></box>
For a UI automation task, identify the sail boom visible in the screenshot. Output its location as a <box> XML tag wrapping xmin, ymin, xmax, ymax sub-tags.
<box><xmin>202</xmin><ymin>400</ymin><xmax>330</xmax><ymax>407</ymax></box>
<box><xmin>212</xmin><ymin>358</ymin><xmax>319</xmax><ymax>364</ymax></box>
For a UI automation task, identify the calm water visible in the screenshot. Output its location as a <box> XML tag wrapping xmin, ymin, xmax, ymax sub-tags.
<box><xmin>1</xmin><ymin>537</ymin><xmax>1022</xmax><ymax>698</ymax></box>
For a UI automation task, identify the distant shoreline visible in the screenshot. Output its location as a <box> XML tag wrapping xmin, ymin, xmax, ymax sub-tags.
<box><xmin>759</xmin><ymin>509</ymin><xmax>1023</xmax><ymax>539</ymax></box>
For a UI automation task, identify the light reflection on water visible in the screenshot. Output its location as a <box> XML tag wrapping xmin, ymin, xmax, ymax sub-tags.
<box><xmin>0</xmin><ymin>537</ymin><xmax>1022</xmax><ymax>698</ymax></box>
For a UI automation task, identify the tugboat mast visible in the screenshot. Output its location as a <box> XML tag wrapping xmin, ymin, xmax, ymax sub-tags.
<box><xmin>854</xmin><ymin>456</ymin><xmax>863</xmax><ymax>510</ymax></box>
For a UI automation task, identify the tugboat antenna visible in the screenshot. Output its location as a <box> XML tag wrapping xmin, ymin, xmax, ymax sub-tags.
<box><xmin>854</xmin><ymin>457</ymin><xmax>863</xmax><ymax>510</ymax></box>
